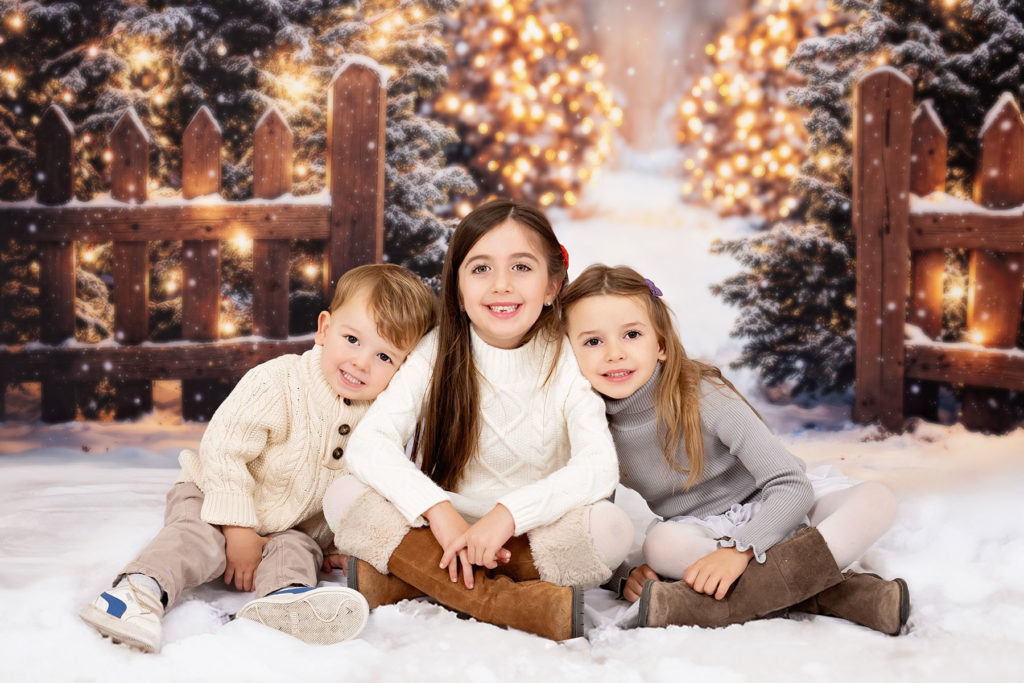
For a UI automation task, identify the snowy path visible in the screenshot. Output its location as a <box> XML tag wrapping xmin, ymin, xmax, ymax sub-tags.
<box><xmin>2</xmin><ymin>170</ymin><xmax>1024</xmax><ymax>681</ymax></box>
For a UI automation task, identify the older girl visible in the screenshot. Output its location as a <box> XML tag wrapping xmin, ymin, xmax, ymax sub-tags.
<box><xmin>322</xmin><ymin>201</ymin><xmax>633</xmax><ymax>641</ymax></box>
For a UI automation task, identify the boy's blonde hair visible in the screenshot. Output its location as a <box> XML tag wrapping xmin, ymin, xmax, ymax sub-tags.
<box><xmin>562</xmin><ymin>264</ymin><xmax>759</xmax><ymax>490</ymax></box>
<box><xmin>328</xmin><ymin>264</ymin><xmax>437</xmax><ymax>352</ymax></box>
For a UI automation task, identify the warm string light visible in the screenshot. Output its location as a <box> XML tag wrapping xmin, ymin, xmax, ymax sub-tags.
<box><xmin>434</xmin><ymin>0</ymin><xmax>621</xmax><ymax>209</ymax></box>
<box><xmin>677</xmin><ymin>0</ymin><xmax>848</xmax><ymax>221</ymax></box>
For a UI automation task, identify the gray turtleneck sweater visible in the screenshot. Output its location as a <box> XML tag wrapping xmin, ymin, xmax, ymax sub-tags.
<box><xmin>605</xmin><ymin>363</ymin><xmax>813</xmax><ymax>571</ymax></box>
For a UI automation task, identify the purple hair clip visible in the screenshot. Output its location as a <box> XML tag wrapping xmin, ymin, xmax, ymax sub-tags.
<box><xmin>643</xmin><ymin>278</ymin><xmax>663</xmax><ymax>297</ymax></box>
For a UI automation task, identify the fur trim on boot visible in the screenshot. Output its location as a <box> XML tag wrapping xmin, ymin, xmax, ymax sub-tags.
<box><xmin>332</xmin><ymin>489</ymin><xmax>411</xmax><ymax>575</ymax></box>
<box><xmin>528</xmin><ymin>506</ymin><xmax>612</xmax><ymax>589</ymax></box>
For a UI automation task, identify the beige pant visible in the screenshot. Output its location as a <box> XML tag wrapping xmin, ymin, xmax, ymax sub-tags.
<box><xmin>120</xmin><ymin>482</ymin><xmax>324</xmax><ymax>608</ymax></box>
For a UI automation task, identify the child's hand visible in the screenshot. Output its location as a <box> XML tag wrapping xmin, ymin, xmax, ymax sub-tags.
<box><xmin>458</xmin><ymin>504</ymin><xmax>515</xmax><ymax>570</ymax></box>
<box><xmin>623</xmin><ymin>564</ymin><xmax>661</xmax><ymax>603</ymax></box>
<box><xmin>424</xmin><ymin>501</ymin><xmax>474</xmax><ymax>588</ymax></box>
<box><xmin>223</xmin><ymin>525</ymin><xmax>268</xmax><ymax>592</ymax></box>
<box><xmin>684</xmin><ymin>546</ymin><xmax>754</xmax><ymax>600</ymax></box>
<box><xmin>322</xmin><ymin>553</ymin><xmax>349</xmax><ymax>575</ymax></box>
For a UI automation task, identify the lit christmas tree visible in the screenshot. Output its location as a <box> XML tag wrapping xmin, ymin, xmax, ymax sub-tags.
<box><xmin>428</xmin><ymin>0</ymin><xmax>622</xmax><ymax>211</ymax></box>
<box><xmin>713</xmin><ymin>0</ymin><xmax>1024</xmax><ymax>397</ymax></box>
<box><xmin>677</xmin><ymin>0</ymin><xmax>849</xmax><ymax>223</ymax></box>
<box><xmin>0</xmin><ymin>0</ymin><xmax>472</xmax><ymax>349</ymax></box>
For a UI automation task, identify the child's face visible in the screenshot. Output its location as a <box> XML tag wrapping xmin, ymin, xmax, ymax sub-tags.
<box><xmin>457</xmin><ymin>219</ymin><xmax>560</xmax><ymax>349</ymax></box>
<box><xmin>315</xmin><ymin>290</ymin><xmax>412</xmax><ymax>401</ymax></box>
<box><xmin>565</xmin><ymin>294</ymin><xmax>666</xmax><ymax>400</ymax></box>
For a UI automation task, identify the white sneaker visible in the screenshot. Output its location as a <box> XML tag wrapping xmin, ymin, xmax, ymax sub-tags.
<box><xmin>237</xmin><ymin>586</ymin><xmax>369</xmax><ymax>645</ymax></box>
<box><xmin>79</xmin><ymin>577</ymin><xmax>165</xmax><ymax>653</ymax></box>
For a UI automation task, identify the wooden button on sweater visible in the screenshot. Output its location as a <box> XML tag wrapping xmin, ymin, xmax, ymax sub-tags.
<box><xmin>332</xmin><ymin>447</ymin><xmax>344</xmax><ymax>460</ymax></box>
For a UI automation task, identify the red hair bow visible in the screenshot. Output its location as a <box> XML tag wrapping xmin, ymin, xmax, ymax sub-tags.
<box><xmin>559</xmin><ymin>244</ymin><xmax>569</xmax><ymax>271</ymax></box>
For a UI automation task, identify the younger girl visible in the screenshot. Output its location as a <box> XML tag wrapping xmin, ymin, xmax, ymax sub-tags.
<box><xmin>562</xmin><ymin>264</ymin><xmax>909</xmax><ymax>635</ymax></box>
<box><xmin>322</xmin><ymin>201</ymin><xmax>633</xmax><ymax>641</ymax></box>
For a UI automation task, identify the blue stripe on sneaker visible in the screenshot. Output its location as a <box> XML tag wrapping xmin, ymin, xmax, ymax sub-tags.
<box><xmin>270</xmin><ymin>586</ymin><xmax>316</xmax><ymax>595</ymax></box>
<box><xmin>101</xmin><ymin>592</ymin><xmax>127</xmax><ymax>618</ymax></box>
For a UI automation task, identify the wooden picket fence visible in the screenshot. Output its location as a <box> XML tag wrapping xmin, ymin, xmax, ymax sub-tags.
<box><xmin>0</xmin><ymin>61</ymin><xmax>386</xmax><ymax>422</ymax></box>
<box><xmin>853</xmin><ymin>66</ymin><xmax>1024</xmax><ymax>433</ymax></box>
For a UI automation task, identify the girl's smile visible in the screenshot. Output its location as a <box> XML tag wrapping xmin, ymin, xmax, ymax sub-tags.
<box><xmin>565</xmin><ymin>293</ymin><xmax>667</xmax><ymax>400</ymax></box>
<box><xmin>458</xmin><ymin>219</ymin><xmax>560</xmax><ymax>349</ymax></box>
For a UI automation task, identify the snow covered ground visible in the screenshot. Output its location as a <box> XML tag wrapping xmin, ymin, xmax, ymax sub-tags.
<box><xmin>2</xmin><ymin>168</ymin><xmax>1024</xmax><ymax>682</ymax></box>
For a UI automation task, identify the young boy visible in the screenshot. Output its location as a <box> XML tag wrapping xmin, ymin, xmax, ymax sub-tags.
<box><xmin>80</xmin><ymin>264</ymin><xmax>437</xmax><ymax>652</ymax></box>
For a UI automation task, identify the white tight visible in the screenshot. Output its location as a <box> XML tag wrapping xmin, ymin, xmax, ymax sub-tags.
<box><xmin>642</xmin><ymin>481</ymin><xmax>898</xmax><ymax>579</ymax></box>
<box><xmin>322</xmin><ymin>475</ymin><xmax>633</xmax><ymax>569</ymax></box>
<box><xmin>322</xmin><ymin>474</ymin><xmax>368</xmax><ymax>533</ymax></box>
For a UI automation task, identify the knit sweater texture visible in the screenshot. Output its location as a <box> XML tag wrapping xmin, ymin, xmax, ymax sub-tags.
<box><xmin>177</xmin><ymin>344</ymin><xmax>370</xmax><ymax>547</ymax></box>
<box><xmin>605</xmin><ymin>363</ymin><xmax>813</xmax><ymax>561</ymax></box>
<box><xmin>344</xmin><ymin>327</ymin><xmax>619</xmax><ymax>535</ymax></box>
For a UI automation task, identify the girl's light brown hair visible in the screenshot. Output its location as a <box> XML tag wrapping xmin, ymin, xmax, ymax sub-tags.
<box><xmin>562</xmin><ymin>264</ymin><xmax>758</xmax><ymax>489</ymax></box>
<box><xmin>419</xmin><ymin>199</ymin><xmax>567</xmax><ymax>491</ymax></box>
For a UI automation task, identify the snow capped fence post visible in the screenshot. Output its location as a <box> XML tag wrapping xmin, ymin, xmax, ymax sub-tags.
<box><xmin>852</xmin><ymin>67</ymin><xmax>913</xmax><ymax>431</ymax></box>
<box><xmin>109</xmin><ymin>108</ymin><xmax>153</xmax><ymax>419</ymax></box>
<box><xmin>851</xmin><ymin>71</ymin><xmax>1024</xmax><ymax>434</ymax></box>
<box><xmin>180</xmin><ymin>107</ymin><xmax>231</xmax><ymax>422</ymax></box>
<box><xmin>36</xmin><ymin>105</ymin><xmax>77</xmax><ymax>422</ymax></box>
<box><xmin>252</xmin><ymin>108</ymin><xmax>293</xmax><ymax>340</ymax></box>
<box><xmin>961</xmin><ymin>95</ymin><xmax>1024</xmax><ymax>433</ymax></box>
<box><xmin>325</xmin><ymin>59</ymin><xmax>386</xmax><ymax>298</ymax></box>
<box><xmin>905</xmin><ymin>102</ymin><xmax>948</xmax><ymax>421</ymax></box>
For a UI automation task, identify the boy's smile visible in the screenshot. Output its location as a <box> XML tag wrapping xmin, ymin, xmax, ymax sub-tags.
<box><xmin>315</xmin><ymin>290</ymin><xmax>411</xmax><ymax>401</ymax></box>
<box><xmin>565</xmin><ymin>294</ymin><xmax>666</xmax><ymax>400</ymax></box>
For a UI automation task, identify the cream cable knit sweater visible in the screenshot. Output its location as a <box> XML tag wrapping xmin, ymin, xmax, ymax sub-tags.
<box><xmin>178</xmin><ymin>344</ymin><xmax>369</xmax><ymax>545</ymax></box>
<box><xmin>344</xmin><ymin>328</ymin><xmax>619</xmax><ymax>535</ymax></box>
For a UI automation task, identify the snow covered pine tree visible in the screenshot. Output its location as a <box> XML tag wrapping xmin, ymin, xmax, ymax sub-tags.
<box><xmin>0</xmin><ymin>0</ymin><xmax>472</xmax><ymax>417</ymax></box>
<box><xmin>712</xmin><ymin>0</ymin><xmax>1024</xmax><ymax>400</ymax></box>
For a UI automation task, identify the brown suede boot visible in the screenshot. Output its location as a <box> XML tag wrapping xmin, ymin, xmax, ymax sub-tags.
<box><xmin>386</xmin><ymin>528</ymin><xmax>583</xmax><ymax>641</ymax></box>
<box><xmin>791</xmin><ymin>571</ymin><xmax>910</xmax><ymax>635</ymax></box>
<box><xmin>347</xmin><ymin>556</ymin><xmax>424</xmax><ymax>609</ymax></box>
<box><xmin>487</xmin><ymin>534</ymin><xmax>540</xmax><ymax>581</ymax></box>
<box><xmin>638</xmin><ymin>526</ymin><xmax>845</xmax><ymax>628</ymax></box>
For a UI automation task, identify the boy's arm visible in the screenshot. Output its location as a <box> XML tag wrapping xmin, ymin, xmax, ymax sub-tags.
<box><xmin>190</xmin><ymin>362</ymin><xmax>287</xmax><ymax>529</ymax></box>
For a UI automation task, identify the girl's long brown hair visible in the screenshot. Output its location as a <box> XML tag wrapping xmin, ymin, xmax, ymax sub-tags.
<box><xmin>418</xmin><ymin>199</ymin><xmax>567</xmax><ymax>491</ymax></box>
<box><xmin>561</xmin><ymin>264</ymin><xmax>759</xmax><ymax>489</ymax></box>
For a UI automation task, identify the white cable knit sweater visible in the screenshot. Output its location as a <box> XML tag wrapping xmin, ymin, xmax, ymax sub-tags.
<box><xmin>344</xmin><ymin>328</ymin><xmax>619</xmax><ymax>535</ymax></box>
<box><xmin>177</xmin><ymin>344</ymin><xmax>370</xmax><ymax>545</ymax></box>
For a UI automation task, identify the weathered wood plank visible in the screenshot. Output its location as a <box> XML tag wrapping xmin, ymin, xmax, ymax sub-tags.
<box><xmin>326</xmin><ymin>61</ymin><xmax>386</xmax><ymax>295</ymax></box>
<box><xmin>182</xmin><ymin>106</ymin><xmax>222</xmax><ymax>199</ymax></box>
<box><xmin>109</xmin><ymin>109</ymin><xmax>148</xmax><ymax>204</ymax></box>
<box><xmin>0</xmin><ymin>203</ymin><xmax>330</xmax><ymax>242</ymax></box>
<box><xmin>852</xmin><ymin>67</ymin><xmax>913</xmax><ymax>430</ymax></box>
<box><xmin>253</xmin><ymin>107</ymin><xmax>293</xmax><ymax>199</ymax></box>
<box><xmin>0</xmin><ymin>339</ymin><xmax>313</xmax><ymax>383</ymax></box>
<box><xmin>905</xmin><ymin>343</ymin><xmax>1024</xmax><ymax>391</ymax></box>
<box><xmin>181</xmin><ymin>107</ymin><xmax>226</xmax><ymax>421</ymax></box>
<box><xmin>181</xmin><ymin>242</ymin><xmax>221</xmax><ymax>342</ymax></box>
<box><xmin>109</xmin><ymin>109</ymin><xmax>153</xmax><ymax>418</ymax></box>
<box><xmin>38</xmin><ymin>240</ymin><xmax>76</xmax><ymax>422</ymax></box>
<box><xmin>111</xmin><ymin>241</ymin><xmax>152</xmax><ymax>417</ymax></box>
<box><xmin>36</xmin><ymin>105</ymin><xmax>74</xmax><ymax>205</ymax></box>
<box><xmin>906</xmin><ymin>102</ymin><xmax>948</xmax><ymax>420</ymax></box>
<box><xmin>252</xmin><ymin>240</ymin><xmax>290</xmax><ymax>339</ymax></box>
<box><xmin>909</xmin><ymin>212</ymin><xmax>1024</xmax><ymax>251</ymax></box>
<box><xmin>252</xmin><ymin>107</ymin><xmax>293</xmax><ymax>339</ymax></box>
<box><xmin>909</xmin><ymin>102</ymin><xmax>947</xmax><ymax>340</ymax></box>
<box><xmin>962</xmin><ymin>93</ymin><xmax>1024</xmax><ymax>432</ymax></box>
